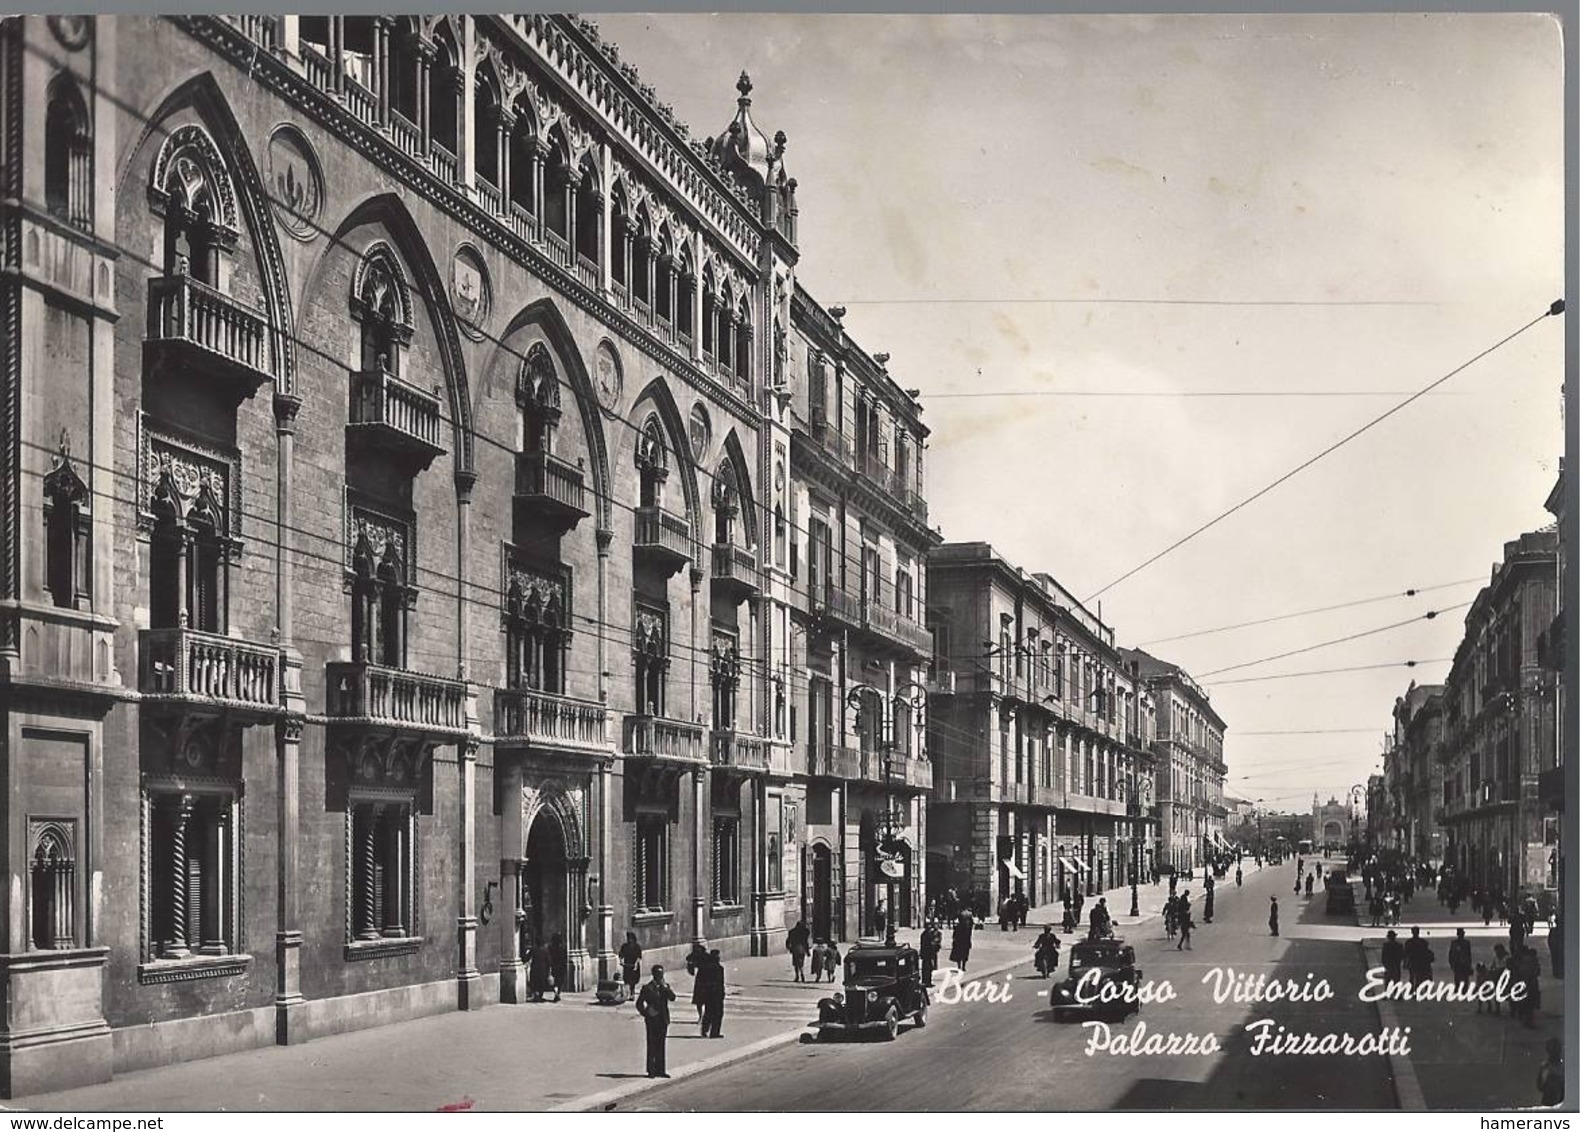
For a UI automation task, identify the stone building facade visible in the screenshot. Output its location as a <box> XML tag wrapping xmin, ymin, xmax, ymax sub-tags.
<box><xmin>0</xmin><ymin>13</ymin><xmax>932</xmax><ymax>1095</ymax></box>
<box><xmin>927</xmin><ymin>544</ymin><xmax>1157</xmax><ymax>915</ymax></box>
<box><xmin>1122</xmin><ymin>649</ymin><xmax>1227</xmax><ymax>872</ymax></box>
<box><xmin>1383</xmin><ymin>682</ymin><xmax>1446</xmax><ymax>861</ymax></box>
<box><xmin>1440</xmin><ymin>528</ymin><xmax>1559</xmax><ymax>900</ymax></box>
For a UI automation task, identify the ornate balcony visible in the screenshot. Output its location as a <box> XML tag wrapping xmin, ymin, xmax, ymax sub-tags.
<box><xmin>806</xmin><ymin>743</ymin><xmax>860</xmax><ymax>780</ymax></box>
<box><xmin>809</xmin><ymin>584</ymin><xmax>864</xmax><ymax>633</ymax></box>
<box><xmin>346</xmin><ymin>365</ymin><xmax>445</xmax><ymax>474</ymax></box>
<box><xmin>514</xmin><ymin>450</ymin><xmax>589</xmax><ymax>532</ymax></box>
<box><xmin>144</xmin><ymin>274</ymin><xmax>273</xmax><ymax>404</ymax></box>
<box><xmin>495</xmin><ymin>687</ymin><xmax>608</xmax><ymax>755</ymax></box>
<box><xmin>325</xmin><ymin>662</ymin><xmax>469</xmax><ymax>738</ymax></box>
<box><xmin>862</xmin><ymin>600</ymin><xmax>934</xmax><ymax>658</ymax></box>
<box><xmin>139</xmin><ymin>628</ymin><xmax>282</xmax><ymax>722</ymax></box>
<box><xmin>633</xmin><ymin>505</ymin><xmax>691</xmax><ymax>575</ymax></box>
<box><xmin>710</xmin><ymin>730</ymin><xmax>769</xmax><ymax>774</ymax></box>
<box><xmin>710</xmin><ymin>542</ymin><xmax>759</xmax><ymax>602</ymax></box>
<box><xmin>622</xmin><ymin>714</ymin><xmax>706</xmax><ymax>764</ymax></box>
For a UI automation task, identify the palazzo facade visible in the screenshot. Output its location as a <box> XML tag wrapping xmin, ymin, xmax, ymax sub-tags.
<box><xmin>0</xmin><ymin>13</ymin><xmax>931</xmax><ymax>1095</ymax></box>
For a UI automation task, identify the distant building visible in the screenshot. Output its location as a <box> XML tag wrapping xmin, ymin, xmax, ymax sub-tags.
<box><xmin>1313</xmin><ymin>795</ymin><xmax>1354</xmax><ymax>850</ymax></box>
<box><xmin>1440</xmin><ymin>528</ymin><xmax>1559</xmax><ymax>899</ymax></box>
<box><xmin>1121</xmin><ymin>648</ymin><xmax>1228</xmax><ymax>871</ymax></box>
<box><xmin>1385</xmin><ymin>682</ymin><xmax>1446</xmax><ymax>860</ymax></box>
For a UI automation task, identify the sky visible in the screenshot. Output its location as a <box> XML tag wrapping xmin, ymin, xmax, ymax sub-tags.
<box><xmin>591</xmin><ymin>11</ymin><xmax>1566</xmax><ymax>816</ymax></box>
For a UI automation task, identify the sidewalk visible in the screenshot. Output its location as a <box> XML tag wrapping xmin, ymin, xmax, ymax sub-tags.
<box><xmin>16</xmin><ymin>925</ymin><xmax>1033</xmax><ymax>1114</ymax></box>
<box><xmin>1358</xmin><ymin>886</ymin><xmax>1563</xmax><ymax>1111</ymax></box>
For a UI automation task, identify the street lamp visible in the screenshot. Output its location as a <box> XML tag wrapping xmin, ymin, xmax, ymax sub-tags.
<box><xmin>1124</xmin><ymin>768</ymin><xmax>1153</xmax><ymax>918</ymax></box>
<box><xmin>848</xmin><ymin>677</ymin><xmax>928</xmax><ymax>948</ymax></box>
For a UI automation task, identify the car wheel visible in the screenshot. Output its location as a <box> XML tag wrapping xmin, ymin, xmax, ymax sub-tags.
<box><xmin>914</xmin><ymin>1002</ymin><xmax>929</xmax><ymax>1028</ymax></box>
<box><xmin>882</xmin><ymin>1006</ymin><xmax>900</xmax><ymax>1041</ymax></box>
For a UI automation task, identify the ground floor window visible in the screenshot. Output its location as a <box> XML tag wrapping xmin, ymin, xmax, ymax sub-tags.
<box><xmin>147</xmin><ymin>791</ymin><xmax>238</xmax><ymax>958</ymax></box>
<box><xmin>634</xmin><ymin>812</ymin><xmax>669</xmax><ymax>914</ymax></box>
<box><xmin>713</xmin><ymin>815</ymin><xmax>740</xmax><ymax>906</ymax></box>
<box><xmin>29</xmin><ymin>821</ymin><xmax>76</xmax><ymax>950</ymax></box>
<box><xmin>349</xmin><ymin>801</ymin><xmax>415</xmax><ymax>940</ymax></box>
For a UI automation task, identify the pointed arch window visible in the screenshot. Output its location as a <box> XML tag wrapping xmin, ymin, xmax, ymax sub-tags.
<box><xmin>654</xmin><ymin>227</ymin><xmax>675</xmax><ymax>326</ymax></box>
<box><xmin>733</xmin><ymin>298</ymin><xmax>752</xmax><ymax>384</ymax></box>
<box><xmin>45</xmin><ymin>74</ymin><xmax>91</xmax><ymax>230</ymax></box>
<box><xmin>634</xmin><ymin>604</ymin><xmax>669</xmax><ymax>717</ymax></box>
<box><xmin>712</xmin><ymin>467</ymin><xmax>739</xmax><ymax>546</ymax></box>
<box><xmin>151</xmin><ymin>126</ymin><xmax>238</xmax><ymax>288</ymax></box>
<box><xmin>506</xmin><ymin>573</ymin><xmax>569</xmax><ymax>695</ymax></box>
<box><xmin>610</xmin><ymin>193</ymin><xmax>629</xmax><ymax>290</ymax></box>
<box><xmin>543</xmin><ymin>141</ymin><xmax>569</xmax><ymax>240</ymax></box>
<box><xmin>676</xmin><ymin>252</ymin><xmax>696</xmax><ymax>344</ymax></box>
<box><xmin>631</xmin><ymin>212</ymin><xmax>653</xmax><ymax>309</ymax></box>
<box><xmin>507</xmin><ymin>106</ymin><xmax>537</xmax><ymax>215</ymax></box>
<box><xmin>474</xmin><ymin>75</ymin><xmax>502</xmax><ymax>188</ymax></box>
<box><xmin>710</xmin><ymin>633</ymin><xmax>740</xmax><ymax>731</ymax></box>
<box><xmin>388</xmin><ymin>18</ymin><xmax>420</xmax><ymax>124</ymax></box>
<box><xmin>148</xmin><ymin>471</ymin><xmax>229</xmax><ymax>634</ymax></box>
<box><xmin>29</xmin><ymin>823</ymin><xmax>75</xmax><ymax>951</ymax></box>
<box><xmin>428</xmin><ymin>31</ymin><xmax>460</xmax><ymax>156</ymax></box>
<box><xmin>350</xmin><ymin>529</ymin><xmax>410</xmax><ymax>669</ymax></box>
<box><xmin>351</xmin><ymin>245</ymin><xmax>413</xmax><ymax>377</ymax></box>
<box><xmin>574</xmin><ymin>164</ymin><xmax>600</xmax><ymax>265</ymax></box>
<box><xmin>42</xmin><ymin>435</ymin><xmax>90</xmax><ymax>610</ymax></box>
<box><xmin>717</xmin><ymin>285</ymin><xmax>735</xmax><ymax>375</ymax></box>
<box><xmin>701</xmin><ymin>270</ymin><xmax>718</xmax><ymax>360</ymax></box>
<box><xmin>517</xmin><ymin>343</ymin><xmax>562</xmax><ymax>456</ymax></box>
<box><xmin>635</xmin><ymin>418</ymin><xmax>668</xmax><ymax>509</ymax></box>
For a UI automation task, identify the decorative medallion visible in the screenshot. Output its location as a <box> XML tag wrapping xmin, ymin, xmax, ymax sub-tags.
<box><xmin>774</xmin><ymin>459</ymin><xmax>785</xmax><ymax>494</ymax></box>
<box><xmin>451</xmin><ymin>244</ymin><xmax>491</xmax><ymax>341</ymax></box>
<box><xmin>48</xmin><ymin>15</ymin><xmax>90</xmax><ymax>50</ymax></box>
<box><xmin>594</xmin><ymin>341</ymin><xmax>622</xmax><ymax>413</ymax></box>
<box><xmin>688</xmin><ymin>403</ymin><xmax>711</xmax><ymax>463</ymax></box>
<box><xmin>265</xmin><ymin>124</ymin><xmax>324</xmax><ymax>242</ymax></box>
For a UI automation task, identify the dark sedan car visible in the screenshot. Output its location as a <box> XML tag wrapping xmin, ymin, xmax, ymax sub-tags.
<box><xmin>815</xmin><ymin>942</ymin><xmax>929</xmax><ymax>1040</ymax></box>
<box><xmin>1050</xmin><ymin>938</ymin><xmax>1142</xmax><ymax>1022</ymax></box>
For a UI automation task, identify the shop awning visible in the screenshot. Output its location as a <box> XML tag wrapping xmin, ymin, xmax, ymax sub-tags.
<box><xmin>1058</xmin><ymin>857</ymin><xmax>1078</xmax><ymax>873</ymax></box>
<box><xmin>1071</xmin><ymin>858</ymin><xmax>1090</xmax><ymax>874</ymax></box>
<box><xmin>1001</xmin><ymin>859</ymin><xmax>1026</xmax><ymax>880</ymax></box>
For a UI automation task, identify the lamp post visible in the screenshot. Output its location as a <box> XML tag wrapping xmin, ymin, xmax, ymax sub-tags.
<box><xmin>848</xmin><ymin>677</ymin><xmax>928</xmax><ymax>948</ymax></box>
<box><xmin>1125</xmin><ymin>768</ymin><xmax>1151</xmax><ymax>918</ymax></box>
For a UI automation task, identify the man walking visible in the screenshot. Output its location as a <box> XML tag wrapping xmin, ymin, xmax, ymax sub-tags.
<box><xmin>1176</xmin><ymin>891</ymin><xmax>1193</xmax><ymax>951</ymax></box>
<box><xmin>786</xmin><ymin>919</ymin><xmax>811</xmax><ymax>982</ymax></box>
<box><xmin>1203</xmin><ymin>875</ymin><xmax>1216</xmax><ymax>925</ymax></box>
<box><xmin>618</xmin><ymin>931</ymin><xmax>644</xmax><ymax>1003</ymax></box>
<box><xmin>698</xmin><ymin>949</ymin><xmax>727</xmax><ymax>1039</ymax></box>
<box><xmin>636</xmin><ymin>965</ymin><xmax>677</xmax><ymax>1079</ymax></box>
<box><xmin>1403</xmin><ymin>925</ymin><xmax>1435</xmax><ymax>987</ymax></box>
<box><xmin>1268</xmin><ymin>896</ymin><xmax>1279</xmax><ymax>937</ymax></box>
<box><xmin>1448</xmin><ymin>927</ymin><xmax>1473</xmax><ymax>994</ymax></box>
<box><xmin>1381</xmin><ymin>929</ymin><xmax>1405</xmax><ymax>984</ymax></box>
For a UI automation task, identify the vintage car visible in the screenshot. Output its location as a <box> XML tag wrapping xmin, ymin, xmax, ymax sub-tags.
<box><xmin>1050</xmin><ymin>938</ymin><xmax>1142</xmax><ymax>1023</ymax></box>
<box><xmin>815</xmin><ymin>942</ymin><xmax>929</xmax><ymax>1040</ymax></box>
<box><xmin>1325</xmin><ymin>869</ymin><xmax>1357</xmax><ymax>916</ymax></box>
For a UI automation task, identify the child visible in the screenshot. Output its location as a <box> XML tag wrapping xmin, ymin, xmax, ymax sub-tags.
<box><xmin>810</xmin><ymin>940</ymin><xmax>829</xmax><ymax>983</ymax></box>
<box><xmin>821</xmin><ymin>940</ymin><xmax>840</xmax><ymax>984</ymax></box>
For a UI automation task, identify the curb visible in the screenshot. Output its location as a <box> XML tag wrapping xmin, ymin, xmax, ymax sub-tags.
<box><xmin>553</xmin><ymin>949</ymin><xmax>1033</xmax><ymax>1112</ymax></box>
<box><xmin>1358</xmin><ymin>940</ymin><xmax>1426</xmax><ymax>1112</ymax></box>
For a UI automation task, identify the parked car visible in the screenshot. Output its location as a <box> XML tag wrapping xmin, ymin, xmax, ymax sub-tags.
<box><xmin>1050</xmin><ymin>937</ymin><xmax>1142</xmax><ymax>1022</ymax></box>
<box><xmin>815</xmin><ymin>942</ymin><xmax>929</xmax><ymax>1040</ymax></box>
<box><xmin>1325</xmin><ymin>869</ymin><xmax>1357</xmax><ymax>916</ymax></box>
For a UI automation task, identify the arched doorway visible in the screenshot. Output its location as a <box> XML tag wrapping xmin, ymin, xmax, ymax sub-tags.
<box><xmin>809</xmin><ymin>842</ymin><xmax>834</xmax><ymax>941</ymax></box>
<box><xmin>520</xmin><ymin>811</ymin><xmax>568</xmax><ymax>979</ymax></box>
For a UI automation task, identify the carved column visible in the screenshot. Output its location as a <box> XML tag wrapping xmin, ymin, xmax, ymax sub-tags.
<box><xmin>496</xmin><ymin>108</ymin><xmax>515</xmax><ymax>208</ymax></box>
<box><xmin>750</xmin><ymin>773</ymin><xmax>768</xmax><ymax>955</ymax></box>
<box><xmin>374</xmin><ymin>17</ymin><xmax>391</xmax><ymax>125</ymax></box>
<box><xmin>164</xmin><ymin>795</ymin><xmax>193</xmax><ymax>958</ymax></box>
<box><xmin>272</xmin><ymin>391</ymin><xmax>305</xmax><ymax>1042</ymax></box>
<box><xmin>565</xmin><ymin>856</ymin><xmax>589</xmax><ymax>992</ymax></box>
<box><xmin>594</xmin><ymin>759</ymin><xmax>615</xmax><ymax>982</ymax></box>
<box><xmin>416</xmin><ymin>41</ymin><xmax>434</xmax><ymax>149</ymax></box>
<box><xmin>692</xmin><ymin>766</ymin><xmax>707</xmax><ymax>946</ymax></box>
<box><xmin>530</xmin><ymin>139</ymin><xmax>547</xmax><ymax>239</ymax></box>
<box><xmin>356</xmin><ymin>806</ymin><xmax>379</xmax><ymax>940</ymax></box>
<box><xmin>328</xmin><ymin>15</ymin><xmax>345</xmax><ymax>95</ymax></box>
<box><xmin>498</xmin><ymin>757</ymin><xmax>525</xmax><ymax>1003</ymax></box>
<box><xmin>457</xmin><ymin>738</ymin><xmax>482</xmax><ymax>1009</ymax></box>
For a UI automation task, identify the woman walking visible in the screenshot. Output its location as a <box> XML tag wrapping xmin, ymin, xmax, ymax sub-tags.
<box><xmin>950</xmin><ymin>909</ymin><xmax>975</xmax><ymax>972</ymax></box>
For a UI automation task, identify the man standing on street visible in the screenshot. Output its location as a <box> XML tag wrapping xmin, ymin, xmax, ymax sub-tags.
<box><xmin>1381</xmin><ymin>929</ymin><xmax>1405</xmax><ymax>984</ymax></box>
<box><xmin>698</xmin><ymin>949</ymin><xmax>727</xmax><ymax>1039</ymax></box>
<box><xmin>1268</xmin><ymin>896</ymin><xmax>1279</xmax><ymax>937</ymax></box>
<box><xmin>636</xmin><ymin>965</ymin><xmax>677</xmax><ymax>1078</ymax></box>
<box><xmin>1203</xmin><ymin>875</ymin><xmax>1216</xmax><ymax>924</ymax></box>
<box><xmin>1448</xmin><ymin>927</ymin><xmax>1473</xmax><ymax>993</ymax></box>
<box><xmin>1176</xmin><ymin>891</ymin><xmax>1193</xmax><ymax>951</ymax></box>
<box><xmin>1403</xmin><ymin>925</ymin><xmax>1435</xmax><ymax>986</ymax></box>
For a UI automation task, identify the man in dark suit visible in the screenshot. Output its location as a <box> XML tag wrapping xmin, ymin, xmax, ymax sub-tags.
<box><xmin>636</xmin><ymin>964</ymin><xmax>677</xmax><ymax>1078</ymax></box>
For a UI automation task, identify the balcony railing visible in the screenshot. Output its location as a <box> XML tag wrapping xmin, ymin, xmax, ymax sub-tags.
<box><xmin>575</xmin><ymin>254</ymin><xmax>599</xmax><ymax>289</ymax></box>
<box><xmin>347</xmin><ymin>365</ymin><xmax>445</xmax><ymax>471</ymax></box>
<box><xmin>623</xmin><ymin>714</ymin><xmax>706</xmax><ymax>763</ymax></box>
<box><xmin>633</xmin><ymin>505</ymin><xmax>691</xmax><ymax>573</ymax></box>
<box><xmin>389</xmin><ymin>111</ymin><xmax>422</xmax><ymax>159</ymax></box>
<box><xmin>710</xmin><ymin>542</ymin><xmax>759</xmax><ymax>601</ymax></box>
<box><xmin>430</xmin><ymin>143</ymin><xmax>459</xmax><ymax>185</ymax></box>
<box><xmin>325</xmin><ymin>662</ymin><xmax>468</xmax><ymax>734</ymax></box>
<box><xmin>300</xmin><ymin>42</ymin><xmax>333</xmax><ymax>92</ymax></box>
<box><xmin>344</xmin><ymin>76</ymin><xmax>378</xmax><ymax>126</ymax></box>
<box><xmin>514</xmin><ymin>450</ymin><xmax>589</xmax><ymax>530</ymax></box>
<box><xmin>544</xmin><ymin>228</ymin><xmax>573</xmax><ymax>268</ymax></box>
<box><xmin>475</xmin><ymin>177</ymin><xmax>503</xmax><ymax>217</ymax></box>
<box><xmin>710</xmin><ymin>730</ymin><xmax>770</xmax><ymax>773</ymax></box>
<box><xmin>139</xmin><ymin>628</ymin><xmax>282</xmax><ymax>717</ymax></box>
<box><xmin>862</xmin><ymin>600</ymin><xmax>933</xmax><ymax>657</ymax></box>
<box><xmin>228</xmin><ymin>14</ymin><xmax>277</xmax><ymax>49</ymax></box>
<box><xmin>806</xmin><ymin>743</ymin><xmax>861</xmax><ymax>780</ymax></box>
<box><xmin>808</xmin><ymin>417</ymin><xmax>851</xmax><ymax>464</ymax></box>
<box><xmin>145</xmin><ymin>274</ymin><xmax>273</xmax><ymax>400</ymax></box>
<box><xmin>495</xmin><ymin>687</ymin><xmax>608</xmax><ymax>753</ymax></box>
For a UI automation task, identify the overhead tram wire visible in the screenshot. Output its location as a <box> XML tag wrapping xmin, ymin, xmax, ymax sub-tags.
<box><xmin>1193</xmin><ymin>603</ymin><xmax>1470</xmax><ymax>679</ymax></box>
<box><xmin>1201</xmin><ymin>657</ymin><xmax>1456</xmax><ymax>687</ymax></box>
<box><xmin>1083</xmin><ymin>300</ymin><xmax>1566</xmax><ymax>603</ymax></box>
<box><xmin>1136</xmin><ymin>577</ymin><xmax>1485</xmax><ymax>646</ymax></box>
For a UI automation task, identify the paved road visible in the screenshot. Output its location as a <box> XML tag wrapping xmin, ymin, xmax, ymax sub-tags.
<box><xmin>626</xmin><ymin>864</ymin><xmax>1398</xmax><ymax>1110</ymax></box>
